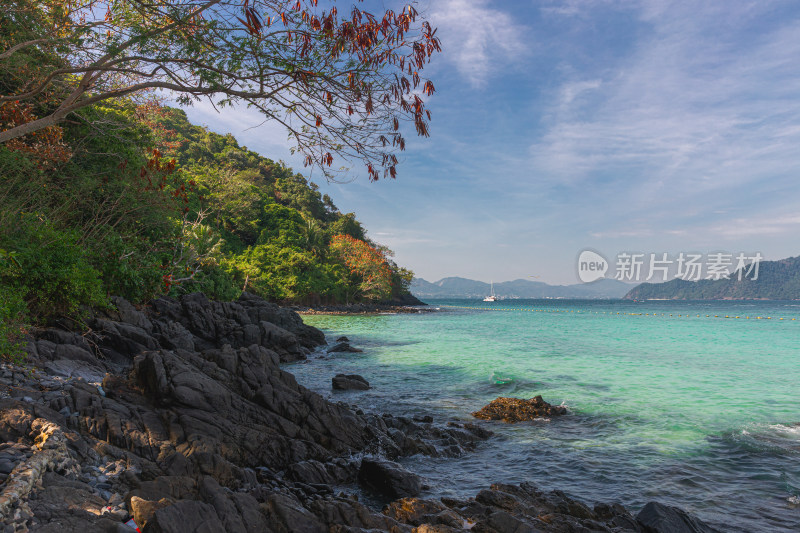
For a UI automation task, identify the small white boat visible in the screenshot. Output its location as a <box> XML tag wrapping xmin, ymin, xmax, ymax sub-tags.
<box><xmin>483</xmin><ymin>281</ymin><xmax>497</xmax><ymax>302</ymax></box>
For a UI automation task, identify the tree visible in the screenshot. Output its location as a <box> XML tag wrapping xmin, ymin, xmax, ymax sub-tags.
<box><xmin>329</xmin><ymin>233</ymin><xmax>391</xmax><ymax>301</ymax></box>
<box><xmin>0</xmin><ymin>0</ymin><xmax>441</xmax><ymax>180</ymax></box>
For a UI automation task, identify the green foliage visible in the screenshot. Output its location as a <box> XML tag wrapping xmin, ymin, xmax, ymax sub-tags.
<box><xmin>0</xmin><ymin>216</ymin><xmax>106</xmax><ymax>318</ymax></box>
<box><xmin>148</xmin><ymin>108</ymin><xmax>412</xmax><ymax>304</ymax></box>
<box><xmin>258</xmin><ymin>204</ymin><xmax>305</xmax><ymax>246</ymax></box>
<box><xmin>228</xmin><ymin>244</ymin><xmax>344</xmax><ymax>303</ymax></box>
<box><xmin>0</xmin><ymin>279</ymin><xmax>28</xmax><ymax>363</ymax></box>
<box><xmin>95</xmin><ymin>233</ymin><xmax>164</xmax><ymax>303</ymax></box>
<box><xmin>185</xmin><ymin>265</ymin><xmax>241</xmax><ymax>302</ymax></box>
<box><xmin>327</xmin><ymin>213</ymin><xmax>366</xmax><ymax>241</ymax></box>
<box><xmin>0</xmin><ymin>100</ymin><xmax>415</xmax><ymax>327</ymax></box>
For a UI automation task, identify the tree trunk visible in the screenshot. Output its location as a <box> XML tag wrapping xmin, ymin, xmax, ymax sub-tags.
<box><xmin>0</xmin><ymin>112</ymin><xmax>66</xmax><ymax>143</ymax></box>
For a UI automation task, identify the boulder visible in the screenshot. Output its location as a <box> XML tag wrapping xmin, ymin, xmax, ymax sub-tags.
<box><xmin>129</xmin><ymin>495</ymin><xmax>173</xmax><ymax>529</ymax></box>
<box><xmin>471</xmin><ymin>396</ymin><xmax>567</xmax><ymax>422</ymax></box>
<box><xmin>358</xmin><ymin>458</ymin><xmax>422</xmax><ymax>499</ymax></box>
<box><xmin>637</xmin><ymin>502</ymin><xmax>722</xmax><ymax>533</ymax></box>
<box><xmin>332</xmin><ymin>374</ymin><xmax>370</xmax><ymax>391</ymax></box>
<box><xmin>145</xmin><ymin>500</ymin><xmax>226</xmax><ymax>533</ymax></box>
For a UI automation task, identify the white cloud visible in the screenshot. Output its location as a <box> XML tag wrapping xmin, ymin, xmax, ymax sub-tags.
<box><xmin>430</xmin><ymin>0</ymin><xmax>527</xmax><ymax>88</ymax></box>
<box><xmin>590</xmin><ymin>229</ymin><xmax>654</xmax><ymax>239</ymax></box>
<box><xmin>560</xmin><ymin>79</ymin><xmax>602</xmax><ymax>106</ymax></box>
<box><xmin>709</xmin><ymin>214</ymin><xmax>800</xmax><ymax>238</ymax></box>
<box><xmin>530</xmin><ymin>1</ymin><xmax>800</xmax><ymax>215</ymax></box>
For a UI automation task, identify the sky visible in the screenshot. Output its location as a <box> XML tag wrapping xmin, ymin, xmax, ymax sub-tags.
<box><xmin>181</xmin><ymin>0</ymin><xmax>800</xmax><ymax>285</ymax></box>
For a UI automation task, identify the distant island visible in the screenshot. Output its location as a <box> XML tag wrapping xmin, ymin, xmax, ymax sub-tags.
<box><xmin>415</xmin><ymin>256</ymin><xmax>800</xmax><ymax>301</ymax></box>
<box><xmin>410</xmin><ymin>277</ymin><xmax>633</xmax><ymax>299</ymax></box>
<box><xmin>624</xmin><ymin>255</ymin><xmax>800</xmax><ymax>300</ymax></box>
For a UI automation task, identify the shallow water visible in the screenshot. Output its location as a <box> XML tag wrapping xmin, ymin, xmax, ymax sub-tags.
<box><xmin>291</xmin><ymin>299</ymin><xmax>800</xmax><ymax>532</ymax></box>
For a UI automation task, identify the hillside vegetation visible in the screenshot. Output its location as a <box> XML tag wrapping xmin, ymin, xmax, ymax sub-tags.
<box><xmin>624</xmin><ymin>256</ymin><xmax>800</xmax><ymax>300</ymax></box>
<box><xmin>0</xmin><ymin>103</ymin><xmax>413</xmax><ymax>356</ymax></box>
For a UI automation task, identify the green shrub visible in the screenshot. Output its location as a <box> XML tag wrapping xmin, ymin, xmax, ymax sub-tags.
<box><xmin>94</xmin><ymin>233</ymin><xmax>164</xmax><ymax>303</ymax></box>
<box><xmin>0</xmin><ymin>216</ymin><xmax>107</xmax><ymax>318</ymax></box>
<box><xmin>0</xmin><ymin>285</ymin><xmax>28</xmax><ymax>363</ymax></box>
<box><xmin>183</xmin><ymin>265</ymin><xmax>241</xmax><ymax>301</ymax></box>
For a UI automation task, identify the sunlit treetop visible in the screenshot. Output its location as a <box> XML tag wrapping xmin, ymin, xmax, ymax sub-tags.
<box><xmin>0</xmin><ymin>0</ymin><xmax>441</xmax><ymax>180</ymax></box>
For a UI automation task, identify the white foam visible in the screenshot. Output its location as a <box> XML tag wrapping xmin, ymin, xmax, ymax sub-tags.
<box><xmin>768</xmin><ymin>424</ymin><xmax>800</xmax><ymax>438</ymax></box>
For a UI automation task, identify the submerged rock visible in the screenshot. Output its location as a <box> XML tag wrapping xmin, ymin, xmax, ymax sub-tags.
<box><xmin>332</xmin><ymin>373</ymin><xmax>370</xmax><ymax>391</ymax></box>
<box><xmin>471</xmin><ymin>395</ymin><xmax>567</xmax><ymax>422</ymax></box>
<box><xmin>328</xmin><ymin>341</ymin><xmax>363</xmax><ymax>353</ymax></box>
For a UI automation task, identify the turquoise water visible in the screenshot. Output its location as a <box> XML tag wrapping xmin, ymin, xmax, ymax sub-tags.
<box><xmin>291</xmin><ymin>299</ymin><xmax>800</xmax><ymax>531</ymax></box>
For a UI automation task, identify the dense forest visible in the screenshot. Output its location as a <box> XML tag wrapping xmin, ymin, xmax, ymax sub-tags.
<box><xmin>624</xmin><ymin>256</ymin><xmax>800</xmax><ymax>300</ymax></box>
<box><xmin>0</xmin><ymin>102</ymin><xmax>414</xmax><ymax>356</ymax></box>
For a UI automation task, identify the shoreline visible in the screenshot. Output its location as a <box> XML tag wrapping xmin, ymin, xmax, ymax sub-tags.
<box><xmin>293</xmin><ymin>303</ymin><xmax>436</xmax><ymax>315</ymax></box>
<box><xmin>0</xmin><ymin>292</ymin><xmax>725</xmax><ymax>532</ymax></box>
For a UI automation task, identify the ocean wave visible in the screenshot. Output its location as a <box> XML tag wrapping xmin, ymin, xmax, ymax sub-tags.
<box><xmin>767</xmin><ymin>423</ymin><xmax>800</xmax><ymax>437</ymax></box>
<box><xmin>722</xmin><ymin>423</ymin><xmax>800</xmax><ymax>454</ymax></box>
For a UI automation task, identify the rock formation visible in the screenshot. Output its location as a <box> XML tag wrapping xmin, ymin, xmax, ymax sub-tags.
<box><xmin>472</xmin><ymin>396</ymin><xmax>568</xmax><ymax>422</ymax></box>
<box><xmin>0</xmin><ymin>293</ymin><xmax>721</xmax><ymax>532</ymax></box>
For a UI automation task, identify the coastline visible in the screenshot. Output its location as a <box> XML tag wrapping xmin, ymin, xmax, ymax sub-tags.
<box><xmin>293</xmin><ymin>303</ymin><xmax>435</xmax><ymax>315</ymax></box>
<box><xmin>290</xmin><ymin>293</ymin><xmax>433</xmax><ymax>315</ymax></box>
<box><xmin>0</xmin><ymin>293</ymin><xmax>723</xmax><ymax>532</ymax></box>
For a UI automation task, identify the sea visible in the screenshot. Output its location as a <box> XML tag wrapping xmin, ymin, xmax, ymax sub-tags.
<box><xmin>290</xmin><ymin>299</ymin><xmax>800</xmax><ymax>532</ymax></box>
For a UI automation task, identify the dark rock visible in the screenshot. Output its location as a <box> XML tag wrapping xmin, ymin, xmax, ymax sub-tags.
<box><xmin>259</xmin><ymin>321</ymin><xmax>306</xmax><ymax>362</ymax></box>
<box><xmin>473</xmin><ymin>509</ymin><xmax>537</xmax><ymax>533</ymax></box>
<box><xmin>262</xmin><ymin>492</ymin><xmax>327</xmax><ymax>533</ymax></box>
<box><xmin>358</xmin><ymin>458</ymin><xmax>422</xmax><ymax>499</ymax></box>
<box><xmin>335</xmin><ymin>336</ymin><xmax>349</xmax><ymax>342</ymax></box>
<box><xmin>110</xmin><ymin>296</ymin><xmax>153</xmax><ymax>332</ymax></box>
<box><xmin>332</xmin><ymin>374</ymin><xmax>370</xmax><ymax>391</ymax></box>
<box><xmin>0</xmin><ymin>459</ymin><xmax>16</xmax><ymax>474</ymax></box>
<box><xmin>145</xmin><ymin>500</ymin><xmax>226</xmax><ymax>533</ymax></box>
<box><xmin>472</xmin><ymin>396</ymin><xmax>567</xmax><ymax>422</ymax></box>
<box><xmin>636</xmin><ymin>502</ymin><xmax>722</xmax><ymax>533</ymax></box>
<box><xmin>327</xmin><ymin>342</ymin><xmax>363</xmax><ymax>353</ymax></box>
<box><xmin>285</xmin><ymin>459</ymin><xmax>357</xmax><ymax>485</ymax></box>
<box><xmin>0</xmin><ymin>291</ymin><xmax>716</xmax><ymax>533</ymax></box>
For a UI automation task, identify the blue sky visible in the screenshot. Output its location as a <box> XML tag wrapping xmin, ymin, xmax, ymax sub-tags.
<box><xmin>182</xmin><ymin>0</ymin><xmax>800</xmax><ymax>285</ymax></box>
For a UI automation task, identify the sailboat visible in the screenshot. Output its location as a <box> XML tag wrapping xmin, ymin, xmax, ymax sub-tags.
<box><xmin>483</xmin><ymin>281</ymin><xmax>497</xmax><ymax>302</ymax></box>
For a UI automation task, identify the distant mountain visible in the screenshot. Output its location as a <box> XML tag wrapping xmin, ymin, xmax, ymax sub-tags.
<box><xmin>410</xmin><ymin>277</ymin><xmax>633</xmax><ymax>299</ymax></box>
<box><xmin>624</xmin><ymin>256</ymin><xmax>800</xmax><ymax>300</ymax></box>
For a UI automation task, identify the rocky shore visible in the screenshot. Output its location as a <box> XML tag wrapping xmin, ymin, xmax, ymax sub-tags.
<box><xmin>0</xmin><ymin>293</ymin><xmax>721</xmax><ymax>532</ymax></box>
<box><xmin>291</xmin><ymin>292</ymin><xmax>432</xmax><ymax>315</ymax></box>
